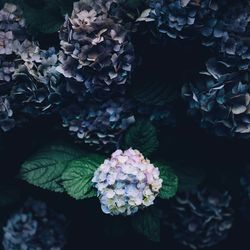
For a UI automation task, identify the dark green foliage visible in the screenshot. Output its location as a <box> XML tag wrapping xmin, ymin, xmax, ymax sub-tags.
<box><xmin>131</xmin><ymin>73</ymin><xmax>179</xmax><ymax>126</ymax></box>
<box><xmin>62</xmin><ymin>155</ymin><xmax>105</xmax><ymax>200</ymax></box>
<box><xmin>169</xmin><ymin>161</ymin><xmax>206</xmax><ymax>192</ymax></box>
<box><xmin>15</xmin><ymin>0</ymin><xmax>75</xmax><ymax>34</ymax></box>
<box><xmin>131</xmin><ymin>207</ymin><xmax>162</xmax><ymax>242</ymax></box>
<box><xmin>155</xmin><ymin>161</ymin><xmax>178</xmax><ymax>199</ymax></box>
<box><xmin>123</xmin><ymin>119</ymin><xmax>159</xmax><ymax>156</ymax></box>
<box><xmin>20</xmin><ymin>144</ymin><xmax>83</xmax><ymax>192</ymax></box>
<box><xmin>133</xmin><ymin>77</ymin><xmax>177</xmax><ymax>106</ymax></box>
<box><xmin>20</xmin><ymin>143</ymin><xmax>108</xmax><ymax>200</ymax></box>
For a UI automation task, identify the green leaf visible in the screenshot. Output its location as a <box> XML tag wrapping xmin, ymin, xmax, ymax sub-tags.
<box><xmin>16</xmin><ymin>0</ymin><xmax>74</xmax><ymax>34</ymax></box>
<box><xmin>20</xmin><ymin>144</ymin><xmax>83</xmax><ymax>192</ymax></box>
<box><xmin>62</xmin><ymin>155</ymin><xmax>105</xmax><ymax>200</ymax></box>
<box><xmin>132</xmin><ymin>78</ymin><xmax>178</xmax><ymax>106</ymax></box>
<box><xmin>123</xmin><ymin>119</ymin><xmax>159</xmax><ymax>157</ymax></box>
<box><xmin>155</xmin><ymin>161</ymin><xmax>178</xmax><ymax>199</ymax></box>
<box><xmin>131</xmin><ymin>207</ymin><xmax>162</xmax><ymax>242</ymax></box>
<box><xmin>21</xmin><ymin>2</ymin><xmax>63</xmax><ymax>34</ymax></box>
<box><xmin>170</xmin><ymin>161</ymin><xmax>206</xmax><ymax>192</ymax></box>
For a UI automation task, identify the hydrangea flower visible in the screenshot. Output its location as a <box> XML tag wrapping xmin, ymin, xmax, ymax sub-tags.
<box><xmin>92</xmin><ymin>148</ymin><xmax>163</xmax><ymax>216</ymax></box>
<box><xmin>137</xmin><ymin>0</ymin><xmax>219</xmax><ymax>40</ymax></box>
<box><xmin>182</xmin><ymin>57</ymin><xmax>250</xmax><ymax>138</ymax></box>
<box><xmin>57</xmin><ymin>0</ymin><xmax>134</xmax><ymax>102</ymax></box>
<box><xmin>2</xmin><ymin>198</ymin><xmax>67</xmax><ymax>250</ymax></box>
<box><xmin>166</xmin><ymin>188</ymin><xmax>234</xmax><ymax>249</ymax></box>
<box><xmin>60</xmin><ymin>98</ymin><xmax>135</xmax><ymax>152</ymax></box>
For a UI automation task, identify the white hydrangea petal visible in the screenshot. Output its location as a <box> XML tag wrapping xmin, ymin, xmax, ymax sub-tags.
<box><xmin>96</xmin><ymin>182</ymin><xmax>108</xmax><ymax>191</ymax></box>
<box><xmin>112</xmin><ymin>149</ymin><xmax>122</xmax><ymax>157</ymax></box>
<box><xmin>115</xmin><ymin>189</ymin><xmax>125</xmax><ymax>195</ymax></box>
<box><xmin>98</xmin><ymin>172</ymin><xmax>107</xmax><ymax>182</ymax></box>
<box><xmin>107</xmin><ymin>172</ymin><xmax>117</xmax><ymax>185</ymax></box>
<box><xmin>117</xmin><ymin>155</ymin><xmax>128</xmax><ymax>164</ymax></box>
<box><xmin>101</xmin><ymin>204</ymin><xmax>110</xmax><ymax>214</ymax></box>
<box><xmin>100</xmin><ymin>163</ymin><xmax>110</xmax><ymax>173</ymax></box>
<box><xmin>106</xmin><ymin>189</ymin><xmax>115</xmax><ymax>199</ymax></box>
<box><xmin>134</xmin><ymin>197</ymin><xmax>143</xmax><ymax>206</ymax></box>
<box><xmin>115</xmin><ymin>197</ymin><xmax>126</xmax><ymax>207</ymax></box>
<box><xmin>137</xmin><ymin>172</ymin><xmax>145</xmax><ymax>181</ymax></box>
<box><xmin>117</xmin><ymin>172</ymin><xmax>127</xmax><ymax>180</ymax></box>
<box><xmin>126</xmin><ymin>185</ymin><xmax>139</xmax><ymax>197</ymax></box>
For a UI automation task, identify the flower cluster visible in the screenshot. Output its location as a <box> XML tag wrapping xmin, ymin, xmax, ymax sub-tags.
<box><xmin>92</xmin><ymin>148</ymin><xmax>163</xmax><ymax>215</ymax></box>
<box><xmin>166</xmin><ymin>188</ymin><xmax>234</xmax><ymax>249</ymax></box>
<box><xmin>137</xmin><ymin>0</ymin><xmax>220</xmax><ymax>40</ymax></box>
<box><xmin>0</xmin><ymin>1</ymin><xmax>137</xmax><ymax>152</ymax></box>
<box><xmin>182</xmin><ymin>57</ymin><xmax>250</xmax><ymax>138</ymax></box>
<box><xmin>11</xmin><ymin>47</ymin><xmax>63</xmax><ymax>118</ymax></box>
<box><xmin>0</xmin><ymin>3</ymin><xmax>27</xmax><ymax>55</ymax></box>
<box><xmin>61</xmin><ymin>98</ymin><xmax>135</xmax><ymax>151</ymax></box>
<box><xmin>57</xmin><ymin>0</ymin><xmax>134</xmax><ymax>102</ymax></box>
<box><xmin>0</xmin><ymin>3</ymin><xmax>28</xmax><ymax>131</ymax></box>
<box><xmin>2</xmin><ymin>198</ymin><xmax>67</xmax><ymax>250</ymax></box>
<box><xmin>0</xmin><ymin>3</ymin><xmax>63</xmax><ymax>132</ymax></box>
<box><xmin>201</xmin><ymin>1</ymin><xmax>250</xmax><ymax>68</ymax></box>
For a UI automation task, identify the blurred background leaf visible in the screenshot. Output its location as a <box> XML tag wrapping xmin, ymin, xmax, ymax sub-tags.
<box><xmin>154</xmin><ymin>161</ymin><xmax>178</xmax><ymax>199</ymax></box>
<box><xmin>168</xmin><ymin>161</ymin><xmax>206</xmax><ymax>192</ymax></box>
<box><xmin>132</xmin><ymin>77</ymin><xmax>178</xmax><ymax>107</ymax></box>
<box><xmin>131</xmin><ymin>207</ymin><xmax>162</xmax><ymax>242</ymax></box>
<box><xmin>122</xmin><ymin>119</ymin><xmax>159</xmax><ymax>157</ymax></box>
<box><xmin>0</xmin><ymin>0</ymin><xmax>75</xmax><ymax>34</ymax></box>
